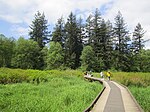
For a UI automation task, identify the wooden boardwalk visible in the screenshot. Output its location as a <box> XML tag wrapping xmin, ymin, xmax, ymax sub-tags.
<box><xmin>84</xmin><ymin>76</ymin><xmax>143</xmax><ymax>112</ymax></box>
<box><xmin>103</xmin><ymin>81</ymin><xmax>125</xmax><ymax>112</ymax></box>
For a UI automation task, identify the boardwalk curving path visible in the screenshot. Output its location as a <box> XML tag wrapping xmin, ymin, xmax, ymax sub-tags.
<box><xmin>84</xmin><ymin>76</ymin><xmax>143</xmax><ymax>112</ymax></box>
<box><xmin>103</xmin><ymin>81</ymin><xmax>125</xmax><ymax>112</ymax></box>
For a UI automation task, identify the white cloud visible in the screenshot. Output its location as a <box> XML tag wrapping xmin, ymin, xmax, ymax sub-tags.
<box><xmin>103</xmin><ymin>0</ymin><xmax>150</xmax><ymax>49</ymax></box>
<box><xmin>0</xmin><ymin>0</ymin><xmax>150</xmax><ymax>48</ymax></box>
<box><xmin>0</xmin><ymin>0</ymin><xmax>36</xmax><ymax>24</ymax></box>
<box><xmin>0</xmin><ymin>0</ymin><xmax>112</xmax><ymax>40</ymax></box>
<box><xmin>11</xmin><ymin>25</ymin><xmax>29</xmax><ymax>38</ymax></box>
<box><xmin>0</xmin><ymin>0</ymin><xmax>111</xmax><ymax>24</ymax></box>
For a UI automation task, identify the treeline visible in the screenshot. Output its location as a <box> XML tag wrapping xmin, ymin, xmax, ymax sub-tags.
<box><xmin>0</xmin><ymin>9</ymin><xmax>150</xmax><ymax>72</ymax></box>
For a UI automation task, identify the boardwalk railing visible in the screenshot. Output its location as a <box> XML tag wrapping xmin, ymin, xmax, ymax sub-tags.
<box><xmin>119</xmin><ymin>83</ymin><xmax>144</xmax><ymax>112</ymax></box>
<box><xmin>83</xmin><ymin>76</ymin><xmax>105</xmax><ymax>112</ymax></box>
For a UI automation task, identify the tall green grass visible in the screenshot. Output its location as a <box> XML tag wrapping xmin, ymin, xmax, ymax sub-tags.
<box><xmin>129</xmin><ymin>86</ymin><xmax>150</xmax><ymax>112</ymax></box>
<box><xmin>0</xmin><ymin>68</ymin><xmax>102</xmax><ymax>112</ymax></box>
<box><xmin>111</xmin><ymin>72</ymin><xmax>150</xmax><ymax>87</ymax></box>
<box><xmin>0</xmin><ymin>68</ymin><xmax>84</xmax><ymax>84</ymax></box>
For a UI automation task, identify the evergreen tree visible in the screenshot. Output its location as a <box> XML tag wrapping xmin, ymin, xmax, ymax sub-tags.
<box><xmin>130</xmin><ymin>23</ymin><xmax>145</xmax><ymax>71</ymax></box>
<box><xmin>85</xmin><ymin>9</ymin><xmax>114</xmax><ymax>70</ymax></box>
<box><xmin>89</xmin><ymin>8</ymin><xmax>102</xmax><ymax>52</ymax></box>
<box><xmin>64</xmin><ymin>12</ymin><xmax>83</xmax><ymax>69</ymax></box>
<box><xmin>29</xmin><ymin>11</ymin><xmax>50</xmax><ymax>49</ymax></box>
<box><xmin>52</xmin><ymin>17</ymin><xmax>65</xmax><ymax>48</ymax></box>
<box><xmin>113</xmin><ymin>11</ymin><xmax>131</xmax><ymax>71</ymax></box>
<box><xmin>113</xmin><ymin>11</ymin><xmax>130</xmax><ymax>52</ymax></box>
<box><xmin>132</xmin><ymin>23</ymin><xmax>145</xmax><ymax>54</ymax></box>
<box><xmin>86</xmin><ymin>9</ymin><xmax>114</xmax><ymax>70</ymax></box>
<box><xmin>85</xmin><ymin>9</ymin><xmax>104</xmax><ymax>70</ymax></box>
<box><xmin>77</xmin><ymin>17</ymin><xmax>84</xmax><ymax>41</ymax></box>
<box><xmin>100</xmin><ymin>20</ymin><xmax>114</xmax><ymax>70</ymax></box>
<box><xmin>84</xmin><ymin>14</ymin><xmax>93</xmax><ymax>45</ymax></box>
<box><xmin>76</xmin><ymin>17</ymin><xmax>84</xmax><ymax>67</ymax></box>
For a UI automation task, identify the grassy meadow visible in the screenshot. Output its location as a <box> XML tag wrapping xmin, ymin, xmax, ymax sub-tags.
<box><xmin>0</xmin><ymin>68</ymin><xmax>102</xmax><ymax>112</ymax></box>
<box><xmin>129</xmin><ymin>86</ymin><xmax>150</xmax><ymax>112</ymax></box>
<box><xmin>0</xmin><ymin>68</ymin><xmax>150</xmax><ymax>112</ymax></box>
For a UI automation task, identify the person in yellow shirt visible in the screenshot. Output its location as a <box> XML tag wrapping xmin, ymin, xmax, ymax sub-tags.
<box><xmin>106</xmin><ymin>71</ymin><xmax>111</xmax><ymax>80</ymax></box>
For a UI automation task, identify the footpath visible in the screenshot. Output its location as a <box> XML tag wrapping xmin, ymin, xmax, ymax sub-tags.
<box><xmin>84</xmin><ymin>76</ymin><xmax>143</xmax><ymax>112</ymax></box>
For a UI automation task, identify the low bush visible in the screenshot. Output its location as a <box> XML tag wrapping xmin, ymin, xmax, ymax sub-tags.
<box><xmin>0</xmin><ymin>68</ymin><xmax>84</xmax><ymax>84</ymax></box>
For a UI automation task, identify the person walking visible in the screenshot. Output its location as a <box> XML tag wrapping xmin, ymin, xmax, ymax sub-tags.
<box><xmin>89</xmin><ymin>70</ymin><xmax>93</xmax><ymax>77</ymax></box>
<box><xmin>100</xmin><ymin>72</ymin><xmax>104</xmax><ymax>79</ymax></box>
<box><xmin>106</xmin><ymin>71</ymin><xmax>111</xmax><ymax>80</ymax></box>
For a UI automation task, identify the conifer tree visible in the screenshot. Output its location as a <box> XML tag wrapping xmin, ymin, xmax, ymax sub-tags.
<box><xmin>86</xmin><ymin>9</ymin><xmax>103</xmax><ymax>70</ymax></box>
<box><xmin>76</xmin><ymin>17</ymin><xmax>84</xmax><ymax>66</ymax></box>
<box><xmin>64</xmin><ymin>12</ymin><xmax>83</xmax><ymax>69</ymax></box>
<box><xmin>130</xmin><ymin>23</ymin><xmax>145</xmax><ymax>71</ymax></box>
<box><xmin>132</xmin><ymin>23</ymin><xmax>145</xmax><ymax>54</ymax></box>
<box><xmin>100</xmin><ymin>20</ymin><xmax>113</xmax><ymax>69</ymax></box>
<box><xmin>90</xmin><ymin>8</ymin><xmax>102</xmax><ymax>53</ymax></box>
<box><xmin>84</xmin><ymin>14</ymin><xmax>93</xmax><ymax>45</ymax></box>
<box><xmin>113</xmin><ymin>11</ymin><xmax>131</xmax><ymax>71</ymax></box>
<box><xmin>29</xmin><ymin>11</ymin><xmax>50</xmax><ymax>49</ymax></box>
<box><xmin>52</xmin><ymin>17</ymin><xmax>65</xmax><ymax>48</ymax></box>
<box><xmin>85</xmin><ymin>9</ymin><xmax>114</xmax><ymax>70</ymax></box>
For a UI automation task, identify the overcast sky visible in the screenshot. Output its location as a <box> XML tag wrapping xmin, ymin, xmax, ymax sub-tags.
<box><xmin>0</xmin><ymin>0</ymin><xmax>150</xmax><ymax>49</ymax></box>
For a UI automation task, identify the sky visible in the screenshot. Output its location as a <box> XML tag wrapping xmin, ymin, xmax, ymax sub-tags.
<box><xmin>0</xmin><ymin>0</ymin><xmax>150</xmax><ymax>49</ymax></box>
